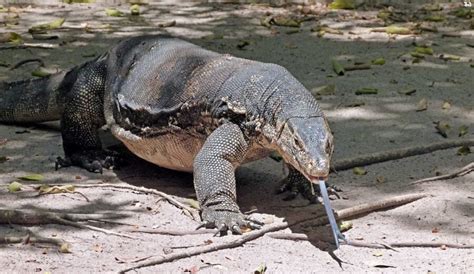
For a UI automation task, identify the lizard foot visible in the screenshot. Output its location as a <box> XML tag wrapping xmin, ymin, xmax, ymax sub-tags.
<box><xmin>197</xmin><ymin>208</ymin><xmax>263</xmax><ymax>236</ymax></box>
<box><xmin>55</xmin><ymin>149</ymin><xmax>121</xmax><ymax>174</ymax></box>
<box><xmin>278</xmin><ymin>176</ymin><xmax>342</xmax><ymax>203</ymax></box>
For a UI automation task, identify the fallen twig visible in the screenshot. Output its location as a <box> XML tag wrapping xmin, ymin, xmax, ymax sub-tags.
<box><xmin>0</xmin><ymin>208</ymin><xmax>134</xmax><ymax>239</ymax></box>
<box><xmin>267</xmin><ymin>235</ymin><xmax>473</xmax><ymax>249</ymax></box>
<box><xmin>117</xmin><ymin>193</ymin><xmax>426</xmax><ymax>273</ymax></box>
<box><xmin>1</xmin><ymin>233</ymin><xmax>69</xmax><ymax>251</ymax></box>
<box><xmin>9</xmin><ymin>58</ymin><xmax>45</xmax><ymax>70</ymax></box>
<box><xmin>0</xmin><ymin>43</ymin><xmax>59</xmax><ymax>50</ymax></box>
<box><xmin>345</xmin><ymin>240</ymin><xmax>474</xmax><ymax>249</ymax></box>
<box><xmin>332</xmin><ymin>139</ymin><xmax>474</xmax><ymax>171</ymax></box>
<box><xmin>129</xmin><ymin>228</ymin><xmax>215</xmax><ymax>236</ymax></box>
<box><xmin>410</xmin><ymin>162</ymin><xmax>473</xmax><ymax>185</ymax></box>
<box><xmin>74</xmin><ymin>183</ymin><xmax>200</xmax><ymax>221</ymax></box>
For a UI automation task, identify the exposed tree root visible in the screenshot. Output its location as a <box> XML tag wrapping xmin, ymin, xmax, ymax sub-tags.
<box><xmin>332</xmin><ymin>139</ymin><xmax>474</xmax><ymax>171</ymax></box>
<box><xmin>117</xmin><ymin>193</ymin><xmax>426</xmax><ymax>273</ymax></box>
<box><xmin>410</xmin><ymin>162</ymin><xmax>474</xmax><ymax>185</ymax></box>
<box><xmin>74</xmin><ymin>183</ymin><xmax>200</xmax><ymax>221</ymax></box>
<box><xmin>0</xmin><ymin>208</ymin><xmax>135</xmax><ymax>239</ymax></box>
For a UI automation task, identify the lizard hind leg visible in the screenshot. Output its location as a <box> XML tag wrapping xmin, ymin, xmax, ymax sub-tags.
<box><xmin>56</xmin><ymin>59</ymin><xmax>118</xmax><ymax>173</ymax></box>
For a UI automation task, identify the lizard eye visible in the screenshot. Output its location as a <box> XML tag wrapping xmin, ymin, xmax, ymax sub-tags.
<box><xmin>294</xmin><ymin>137</ymin><xmax>302</xmax><ymax>149</ymax></box>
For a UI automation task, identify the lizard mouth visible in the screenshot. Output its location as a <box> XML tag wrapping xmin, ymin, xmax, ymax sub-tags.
<box><xmin>307</xmin><ymin>174</ymin><xmax>328</xmax><ymax>182</ymax></box>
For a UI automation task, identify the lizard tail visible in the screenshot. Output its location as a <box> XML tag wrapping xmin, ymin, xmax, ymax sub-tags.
<box><xmin>0</xmin><ymin>72</ymin><xmax>69</xmax><ymax>123</ymax></box>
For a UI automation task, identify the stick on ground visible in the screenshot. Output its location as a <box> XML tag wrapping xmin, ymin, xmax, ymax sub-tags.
<box><xmin>410</xmin><ymin>162</ymin><xmax>473</xmax><ymax>185</ymax></box>
<box><xmin>332</xmin><ymin>139</ymin><xmax>474</xmax><ymax>171</ymax></box>
<box><xmin>0</xmin><ymin>208</ymin><xmax>135</xmax><ymax>239</ymax></box>
<box><xmin>117</xmin><ymin>193</ymin><xmax>426</xmax><ymax>273</ymax></box>
<box><xmin>74</xmin><ymin>183</ymin><xmax>200</xmax><ymax>220</ymax></box>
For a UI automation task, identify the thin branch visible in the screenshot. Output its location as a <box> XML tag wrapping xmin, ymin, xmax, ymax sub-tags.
<box><xmin>410</xmin><ymin>162</ymin><xmax>474</xmax><ymax>185</ymax></box>
<box><xmin>0</xmin><ymin>208</ymin><xmax>134</xmax><ymax>239</ymax></box>
<box><xmin>117</xmin><ymin>193</ymin><xmax>426</xmax><ymax>273</ymax></box>
<box><xmin>332</xmin><ymin>139</ymin><xmax>474</xmax><ymax>171</ymax></box>
<box><xmin>0</xmin><ymin>43</ymin><xmax>59</xmax><ymax>50</ymax></box>
<box><xmin>74</xmin><ymin>183</ymin><xmax>200</xmax><ymax>220</ymax></box>
<box><xmin>129</xmin><ymin>228</ymin><xmax>216</xmax><ymax>236</ymax></box>
<box><xmin>9</xmin><ymin>58</ymin><xmax>45</xmax><ymax>70</ymax></box>
<box><xmin>344</xmin><ymin>240</ymin><xmax>474</xmax><ymax>249</ymax></box>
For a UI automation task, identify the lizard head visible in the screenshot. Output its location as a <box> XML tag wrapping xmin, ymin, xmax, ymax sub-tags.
<box><xmin>273</xmin><ymin>116</ymin><xmax>333</xmax><ymax>180</ymax></box>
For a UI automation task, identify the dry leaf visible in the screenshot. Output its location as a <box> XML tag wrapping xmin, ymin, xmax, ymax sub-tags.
<box><xmin>376</xmin><ymin>176</ymin><xmax>386</xmax><ymax>184</ymax></box>
<box><xmin>457</xmin><ymin>146</ymin><xmax>471</xmax><ymax>156</ymax></box>
<box><xmin>311</xmin><ymin>84</ymin><xmax>336</xmax><ymax>96</ymax></box>
<box><xmin>18</xmin><ymin>174</ymin><xmax>44</xmax><ymax>181</ymax></box>
<box><xmin>332</xmin><ymin>60</ymin><xmax>345</xmax><ymax>75</ymax></box>
<box><xmin>434</xmin><ymin>121</ymin><xmax>450</xmax><ymax>138</ymax></box>
<box><xmin>398</xmin><ymin>88</ymin><xmax>416</xmax><ymax>95</ymax></box>
<box><xmin>441</xmin><ymin>101</ymin><xmax>451</xmax><ymax>110</ymax></box>
<box><xmin>458</xmin><ymin>125</ymin><xmax>469</xmax><ymax>137</ymax></box>
<box><xmin>59</xmin><ymin>243</ymin><xmax>72</xmax><ymax>253</ymax></box>
<box><xmin>416</xmin><ymin>98</ymin><xmax>428</xmax><ymax>111</ymax></box>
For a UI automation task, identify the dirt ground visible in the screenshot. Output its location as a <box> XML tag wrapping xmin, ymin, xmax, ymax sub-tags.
<box><xmin>0</xmin><ymin>1</ymin><xmax>473</xmax><ymax>273</ymax></box>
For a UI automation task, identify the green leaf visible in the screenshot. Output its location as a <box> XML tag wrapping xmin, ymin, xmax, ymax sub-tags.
<box><xmin>31</xmin><ymin>67</ymin><xmax>52</xmax><ymax>78</ymax></box>
<box><xmin>130</xmin><ymin>4</ymin><xmax>140</xmax><ymax>16</ymax></box>
<box><xmin>371</xmin><ymin>58</ymin><xmax>385</xmax><ymax>65</ymax></box>
<box><xmin>386</xmin><ymin>25</ymin><xmax>411</xmax><ymax>35</ymax></box>
<box><xmin>457</xmin><ymin>146</ymin><xmax>471</xmax><ymax>156</ymax></box>
<box><xmin>332</xmin><ymin>60</ymin><xmax>345</xmax><ymax>76</ymax></box>
<box><xmin>415</xmin><ymin>46</ymin><xmax>433</xmax><ymax>55</ymax></box>
<box><xmin>339</xmin><ymin>221</ymin><xmax>353</xmax><ymax>232</ymax></box>
<box><xmin>105</xmin><ymin>8</ymin><xmax>124</xmax><ymax>17</ymax></box>
<box><xmin>28</xmin><ymin>18</ymin><xmax>65</xmax><ymax>33</ymax></box>
<box><xmin>454</xmin><ymin>8</ymin><xmax>472</xmax><ymax>18</ymax></box>
<box><xmin>18</xmin><ymin>174</ymin><xmax>44</xmax><ymax>181</ymax></box>
<box><xmin>459</xmin><ymin>125</ymin><xmax>469</xmax><ymax>137</ymax></box>
<box><xmin>329</xmin><ymin>0</ymin><xmax>355</xmax><ymax>10</ymax></box>
<box><xmin>424</xmin><ymin>14</ymin><xmax>445</xmax><ymax>22</ymax></box>
<box><xmin>8</xmin><ymin>181</ymin><xmax>23</xmax><ymax>192</ymax></box>
<box><xmin>353</xmin><ymin>167</ymin><xmax>367</xmax><ymax>175</ymax></box>
<box><xmin>184</xmin><ymin>198</ymin><xmax>200</xmax><ymax>210</ymax></box>
<box><xmin>410</xmin><ymin>52</ymin><xmax>426</xmax><ymax>58</ymax></box>
<box><xmin>440</xmin><ymin>54</ymin><xmax>461</xmax><ymax>61</ymax></box>
<box><xmin>355</xmin><ymin>87</ymin><xmax>378</xmax><ymax>95</ymax></box>
<box><xmin>0</xmin><ymin>32</ymin><xmax>22</xmax><ymax>44</ymax></box>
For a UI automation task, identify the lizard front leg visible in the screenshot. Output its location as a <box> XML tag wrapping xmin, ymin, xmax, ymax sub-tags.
<box><xmin>194</xmin><ymin>123</ymin><xmax>258</xmax><ymax>235</ymax></box>
<box><xmin>278</xmin><ymin>165</ymin><xmax>341</xmax><ymax>203</ymax></box>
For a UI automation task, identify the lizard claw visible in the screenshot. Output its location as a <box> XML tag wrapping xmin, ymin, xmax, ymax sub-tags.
<box><xmin>54</xmin><ymin>150</ymin><xmax>120</xmax><ymax>173</ymax></box>
<box><xmin>197</xmin><ymin>208</ymin><xmax>262</xmax><ymax>235</ymax></box>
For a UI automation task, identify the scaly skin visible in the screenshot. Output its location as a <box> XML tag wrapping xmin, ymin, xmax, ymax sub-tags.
<box><xmin>0</xmin><ymin>35</ymin><xmax>335</xmax><ymax>237</ymax></box>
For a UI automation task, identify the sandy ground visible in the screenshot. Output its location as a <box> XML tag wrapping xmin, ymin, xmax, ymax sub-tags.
<box><xmin>0</xmin><ymin>1</ymin><xmax>473</xmax><ymax>273</ymax></box>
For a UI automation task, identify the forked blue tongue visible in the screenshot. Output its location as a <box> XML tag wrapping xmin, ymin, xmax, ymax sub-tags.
<box><xmin>318</xmin><ymin>180</ymin><xmax>346</xmax><ymax>248</ymax></box>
